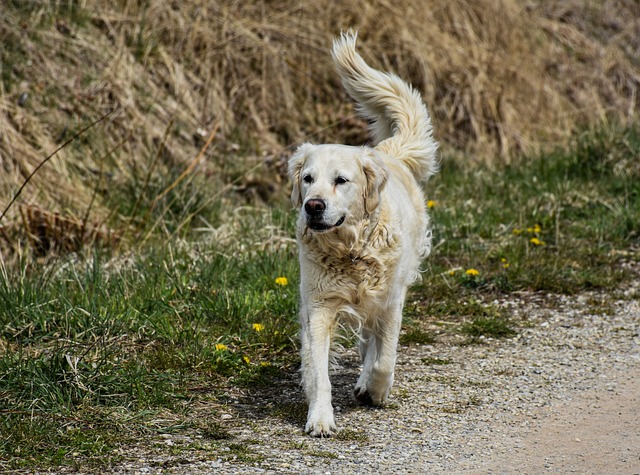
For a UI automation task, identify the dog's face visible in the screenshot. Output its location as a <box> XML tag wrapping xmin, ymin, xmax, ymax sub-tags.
<box><xmin>288</xmin><ymin>144</ymin><xmax>388</xmax><ymax>233</ymax></box>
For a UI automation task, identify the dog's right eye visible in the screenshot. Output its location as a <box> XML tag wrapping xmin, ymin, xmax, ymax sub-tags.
<box><xmin>302</xmin><ymin>175</ymin><xmax>314</xmax><ymax>184</ymax></box>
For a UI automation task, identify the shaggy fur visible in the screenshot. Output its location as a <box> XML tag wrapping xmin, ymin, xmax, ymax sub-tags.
<box><xmin>288</xmin><ymin>31</ymin><xmax>438</xmax><ymax>437</ymax></box>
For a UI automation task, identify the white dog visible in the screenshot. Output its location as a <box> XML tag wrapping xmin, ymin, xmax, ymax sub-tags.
<box><xmin>288</xmin><ymin>32</ymin><xmax>438</xmax><ymax>437</ymax></box>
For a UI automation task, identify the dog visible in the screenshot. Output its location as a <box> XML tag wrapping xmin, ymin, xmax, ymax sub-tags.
<box><xmin>288</xmin><ymin>31</ymin><xmax>438</xmax><ymax>437</ymax></box>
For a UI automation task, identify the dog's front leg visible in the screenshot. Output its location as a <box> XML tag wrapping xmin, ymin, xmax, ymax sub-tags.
<box><xmin>300</xmin><ymin>304</ymin><xmax>337</xmax><ymax>437</ymax></box>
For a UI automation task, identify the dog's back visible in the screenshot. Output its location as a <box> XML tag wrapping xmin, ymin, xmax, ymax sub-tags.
<box><xmin>331</xmin><ymin>31</ymin><xmax>438</xmax><ymax>183</ymax></box>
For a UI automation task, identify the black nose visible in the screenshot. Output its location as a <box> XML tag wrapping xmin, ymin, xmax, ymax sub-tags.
<box><xmin>304</xmin><ymin>199</ymin><xmax>326</xmax><ymax>216</ymax></box>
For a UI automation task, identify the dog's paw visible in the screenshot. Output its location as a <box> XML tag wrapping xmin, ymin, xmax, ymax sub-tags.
<box><xmin>354</xmin><ymin>386</ymin><xmax>388</xmax><ymax>406</ymax></box>
<box><xmin>353</xmin><ymin>385</ymin><xmax>374</xmax><ymax>405</ymax></box>
<box><xmin>370</xmin><ymin>389</ymin><xmax>389</xmax><ymax>406</ymax></box>
<box><xmin>305</xmin><ymin>408</ymin><xmax>337</xmax><ymax>437</ymax></box>
<box><xmin>354</xmin><ymin>380</ymin><xmax>390</xmax><ymax>406</ymax></box>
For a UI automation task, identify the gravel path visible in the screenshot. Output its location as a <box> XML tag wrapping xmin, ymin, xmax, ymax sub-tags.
<box><xmin>87</xmin><ymin>281</ymin><xmax>640</xmax><ymax>474</ymax></box>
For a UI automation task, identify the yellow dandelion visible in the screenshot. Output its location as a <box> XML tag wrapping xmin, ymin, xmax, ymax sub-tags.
<box><xmin>503</xmin><ymin>262</ymin><xmax>510</xmax><ymax>269</ymax></box>
<box><xmin>427</xmin><ymin>200</ymin><xmax>437</xmax><ymax>209</ymax></box>
<box><xmin>260</xmin><ymin>361</ymin><xmax>271</xmax><ymax>367</ymax></box>
<box><xmin>512</xmin><ymin>228</ymin><xmax>523</xmax><ymax>235</ymax></box>
<box><xmin>530</xmin><ymin>237</ymin><xmax>545</xmax><ymax>246</ymax></box>
<box><xmin>533</xmin><ymin>224</ymin><xmax>541</xmax><ymax>233</ymax></box>
<box><xmin>252</xmin><ymin>323</ymin><xmax>265</xmax><ymax>332</ymax></box>
<box><xmin>243</xmin><ymin>356</ymin><xmax>251</xmax><ymax>364</ymax></box>
<box><xmin>448</xmin><ymin>270</ymin><xmax>457</xmax><ymax>276</ymax></box>
<box><xmin>275</xmin><ymin>277</ymin><xmax>288</xmax><ymax>286</ymax></box>
<box><xmin>214</xmin><ymin>343</ymin><xmax>228</xmax><ymax>352</ymax></box>
<box><xmin>465</xmin><ymin>268</ymin><xmax>480</xmax><ymax>276</ymax></box>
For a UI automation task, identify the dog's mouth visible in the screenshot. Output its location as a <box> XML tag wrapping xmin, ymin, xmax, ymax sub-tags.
<box><xmin>308</xmin><ymin>215</ymin><xmax>345</xmax><ymax>232</ymax></box>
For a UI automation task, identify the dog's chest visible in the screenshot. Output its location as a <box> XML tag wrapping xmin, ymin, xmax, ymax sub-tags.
<box><xmin>304</xmin><ymin>232</ymin><xmax>400</xmax><ymax>306</ymax></box>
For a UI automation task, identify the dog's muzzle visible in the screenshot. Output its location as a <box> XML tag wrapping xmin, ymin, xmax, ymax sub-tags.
<box><xmin>304</xmin><ymin>199</ymin><xmax>345</xmax><ymax>232</ymax></box>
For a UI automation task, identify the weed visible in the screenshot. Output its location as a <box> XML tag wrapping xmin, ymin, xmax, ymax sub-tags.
<box><xmin>199</xmin><ymin>421</ymin><xmax>233</xmax><ymax>441</ymax></box>
<box><xmin>585</xmin><ymin>296</ymin><xmax>616</xmax><ymax>316</ymax></box>
<box><xmin>421</xmin><ymin>357</ymin><xmax>451</xmax><ymax>366</ymax></box>
<box><xmin>224</xmin><ymin>443</ymin><xmax>265</xmax><ymax>464</ymax></box>
<box><xmin>308</xmin><ymin>450</ymin><xmax>338</xmax><ymax>459</ymax></box>
<box><xmin>460</xmin><ymin>317</ymin><xmax>517</xmax><ymax>341</ymax></box>
<box><xmin>335</xmin><ymin>428</ymin><xmax>369</xmax><ymax>442</ymax></box>
<box><xmin>395</xmin><ymin>388</ymin><xmax>411</xmax><ymax>400</ymax></box>
<box><xmin>399</xmin><ymin>326</ymin><xmax>437</xmax><ymax>345</ymax></box>
<box><xmin>0</xmin><ymin>411</ymin><xmax>125</xmax><ymax>470</ymax></box>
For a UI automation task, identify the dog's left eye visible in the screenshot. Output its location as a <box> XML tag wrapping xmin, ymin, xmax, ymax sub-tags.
<box><xmin>303</xmin><ymin>175</ymin><xmax>314</xmax><ymax>184</ymax></box>
<box><xmin>334</xmin><ymin>176</ymin><xmax>349</xmax><ymax>185</ymax></box>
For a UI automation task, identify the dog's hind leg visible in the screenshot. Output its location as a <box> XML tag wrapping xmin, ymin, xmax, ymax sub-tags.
<box><xmin>354</xmin><ymin>328</ymin><xmax>378</xmax><ymax>404</ymax></box>
<box><xmin>353</xmin><ymin>296</ymin><xmax>404</xmax><ymax>406</ymax></box>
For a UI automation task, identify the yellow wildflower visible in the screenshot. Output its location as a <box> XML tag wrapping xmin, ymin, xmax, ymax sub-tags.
<box><xmin>530</xmin><ymin>237</ymin><xmax>545</xmax><ymax>246</ymax></box>
<box><xmin>512</xmin><ymin>228</ymin><xmax>522</xmax><ymax>235</ymax></box>
<box><xmin>427</xmin><ymin>200</ymin><xmax>437</xmax><ymax>209</ymax></box>
<box><xmin>501</xmin><ymin>258</ymin><xmax>510</xmax><ymax>269</ymax></box>
<box><xmin>465</xmin><ymin>268</ymin><xmax>480</xmax><ymax>276</ymax></box>
<box><xmin>214</xmin><ymin>343</ymin><xmax>228</xmax><ymax>351</ymax></box>
<box><xmin>533</xmin><ymin>224</ymin><xmax>541</xmax><ymax>233</ymax></box>
<box><xmin>260</xmin><ymin>361</ymin><xmax>271</xmax><ymax>367</ymax></box>
<box><xmin>243</xmin><ymin>356</ymin><xmax>251</xmax><ymax>364</ymax></box>
<box><xmin>275</xmin><ymin>277</ymin><xmax>288</xmax><ymax>286</ymax></box>
<box><xmin>252</xmin><ymin>323</ymin><xmax>265</xmax><ymax>332</ymax></box>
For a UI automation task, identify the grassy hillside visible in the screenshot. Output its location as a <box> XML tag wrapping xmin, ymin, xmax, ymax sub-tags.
<box><xmin>1</xmin><ymin>0</ymin><xmax>639</xmax><ymax>251</ymax></box>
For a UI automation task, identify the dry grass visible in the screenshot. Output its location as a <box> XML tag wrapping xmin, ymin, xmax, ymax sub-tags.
<box><xmin>0</xmin><ymin>0</ymin><xmax>638</xmax><ymax>251</ymax></box>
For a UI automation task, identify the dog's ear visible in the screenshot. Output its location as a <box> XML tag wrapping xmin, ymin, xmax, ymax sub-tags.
<box><xmin>362</xmin><ymin>151</ymin><xmax>388</xmax><ymax>214</ymax></box>
<box><xmin>288</xmin><ymin>143</ymin><xmax>312</xmax><ymax>208</ymax></box>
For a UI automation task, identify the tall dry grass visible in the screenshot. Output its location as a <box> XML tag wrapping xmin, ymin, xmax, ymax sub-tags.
<box><xmin>0</xmin><ymin>0</ymin><xmax>638</xmax><ymax>249</ymax></box>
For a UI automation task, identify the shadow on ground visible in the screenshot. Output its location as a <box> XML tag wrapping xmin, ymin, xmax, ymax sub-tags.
<box><xmin>229</xmin><ymin>353</ymin><xmax>374</xmax><ymax>432</ymax></box>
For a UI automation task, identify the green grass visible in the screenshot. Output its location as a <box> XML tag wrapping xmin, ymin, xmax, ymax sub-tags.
<box><xmin>1</xmin><ymin>126</ymin><xmax>639</xmax><ymax>470</ymax></box>
<box><xmin>399</xmin><ymin>326</ymin><xmax>437</xmax><ymax>345</ymax></box>
<box><xmin>421</xmin><ymin>357</ymin><xmax>451</xmax><ymax>366</ymax></box>
<box><xmin>412</xmin><ymin>126</ymin><xmax>639</xmax><ymax>320</ymax></box>
<box><xmin>0</xmin><ymin>237</ymin><xmax>300</xmax><ymax>470</ymax></box>
<box><xmin>460</xmin><ymin>317</ymin><xmax>517</xmax><ymax>342</ymax></box>
<box><xmin>335</xmin><ymin>428</ymin><xmax>369</xmax><ymax>442</ymax></box>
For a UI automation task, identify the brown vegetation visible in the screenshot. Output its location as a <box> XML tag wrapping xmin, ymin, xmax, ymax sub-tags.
<box><xmin>0</xmin><ymin>0</ymin><xmax>638</xmax><ymax>250</ymax></box>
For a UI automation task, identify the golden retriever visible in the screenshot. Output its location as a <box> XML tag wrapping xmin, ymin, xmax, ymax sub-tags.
<box><xmin>288</xmin><ymin>31</ymin><xmax>438</xmax><ymax>437</ymax></box>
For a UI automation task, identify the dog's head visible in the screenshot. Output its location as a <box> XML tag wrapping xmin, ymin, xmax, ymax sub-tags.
<box><xmin>288</xmin><ymin>143</ymin><xmax>388</xmax><ymax>233</ymax></box>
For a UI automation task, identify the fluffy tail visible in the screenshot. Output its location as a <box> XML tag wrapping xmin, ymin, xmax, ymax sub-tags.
<box><xmin>332</xmin><ymin>31</ymin><xmax>438</xmax><ymax>181</ymax></box>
